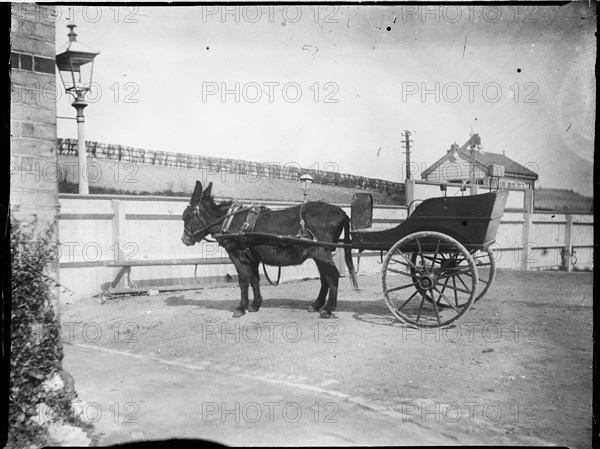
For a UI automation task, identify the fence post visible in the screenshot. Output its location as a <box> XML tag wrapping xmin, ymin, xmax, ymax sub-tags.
<box><xmin>111</xmin><ymin>200</ymin><xmax>127</xmax><ymax>289</ymax></box>
<box><xmin>565</xmin><ymin>214</ymin><xmax>574</xmax><ymax>272</ymax></box>
<box><xmin>521</xmin><ymin>212</ymin><xmax>532</xmax><ymax>271</ymax></box>
<box><xmin>524</xmin><ymin>188</ymin><xmax>534</xmax><ymax>213</ymax></box>
<box><xmin>520</xmin><ymin>189</ymin><xmax>534</xmax><ymax>271</ymax></box>
<box><xmin>112</xmin><ymin>200</ymin><xmax>126</xmax><ymax>263</ymax></box>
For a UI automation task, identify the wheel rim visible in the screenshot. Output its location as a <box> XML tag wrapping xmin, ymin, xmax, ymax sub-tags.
<box><xmin>470</xmin><ymin>247</ymin><xmax>496</xmax><ymax>302</ymax></box>
<box><xmin>382</xmin><ymin>232</ymin><xmax>478</xmax><ymax>328</ymax></box>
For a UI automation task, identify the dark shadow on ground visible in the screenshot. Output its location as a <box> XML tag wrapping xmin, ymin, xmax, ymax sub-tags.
<box><xmin>164</xmin><ymin>293</ymin><xmax>393</xmax><ymax>318</ymax></box>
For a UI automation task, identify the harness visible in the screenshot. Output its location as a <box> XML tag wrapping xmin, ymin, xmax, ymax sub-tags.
<box><xmin>189</xmin><ymin>201</ymin><xmax>317</xmax><ymax>286</ymax></box>
<box><xmin>184</xmin><ymin>202</ymin><xmax>251</xmax><ymax>242</ymax></box>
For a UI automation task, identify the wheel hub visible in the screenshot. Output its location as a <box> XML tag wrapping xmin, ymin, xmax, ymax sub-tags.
<box><xmin>417</xmin><ymin>273</ymin><xmax>436</xmax><ymax>290</ymax></box>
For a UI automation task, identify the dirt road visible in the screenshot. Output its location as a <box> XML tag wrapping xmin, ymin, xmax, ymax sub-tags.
<box><xmin>61</xmin><ymin>269</ymin><xmax>593</xmax><ymax>447</ymax></box>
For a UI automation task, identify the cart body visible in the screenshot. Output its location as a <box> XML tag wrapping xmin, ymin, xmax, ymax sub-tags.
<box><xmin>351</xmin><ymin>191</ymin><xmax>508</xmax><ymax>251</ymax></box>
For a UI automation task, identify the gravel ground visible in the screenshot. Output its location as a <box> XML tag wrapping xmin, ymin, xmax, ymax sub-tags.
<box><xmin>61</xmin><ymin>269</ymin><xmax>593</xmax><ymax>447</ymax></box>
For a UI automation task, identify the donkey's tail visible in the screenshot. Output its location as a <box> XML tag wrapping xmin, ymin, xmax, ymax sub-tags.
<box><xmin>342</xmin><ymin>215</ymin><xmax>360</xmax><ymax>291</ymax></box>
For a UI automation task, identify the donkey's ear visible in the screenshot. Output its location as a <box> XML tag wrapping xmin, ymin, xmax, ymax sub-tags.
<box><xmin>201</xmin><ymin>181</ymin><xmax>213</xmax><ymax>199</ymax></box>
<box><xmin>191</xmin><ymin>180</ymin><xmax>203</xmax><ymax>203</ymax></box>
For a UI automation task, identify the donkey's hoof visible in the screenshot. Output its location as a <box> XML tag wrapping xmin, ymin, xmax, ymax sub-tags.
<box><xmin>308</xmin><ymin>304</ymin><xmax>319</xmax><ymax>312</ymax></box>
<box><xmin>248</xmin><ymin>304</ymin><xmax>260</xmax><ymax>313</ymax></box>
<box><xmin>319</xmin><ymin>310</ymin><xmax>334</xmax><ymax>319</ymax></box>
<box><xmin>232</xmin><ymin>308</ymin><xmax>245</xmax><ymax>318</ymax></box>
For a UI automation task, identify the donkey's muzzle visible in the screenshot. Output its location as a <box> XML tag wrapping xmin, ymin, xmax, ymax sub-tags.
<box><xmin>181</xmin><ymin>233</ymin><xmax>195</xmax><ymax>246</ymax></box>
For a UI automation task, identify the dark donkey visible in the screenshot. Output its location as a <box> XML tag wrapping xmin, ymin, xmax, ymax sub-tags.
<box><xmin>181</xmin><ymin>181</ymin><xmax>359</xmax><ymax>318</ymax></box>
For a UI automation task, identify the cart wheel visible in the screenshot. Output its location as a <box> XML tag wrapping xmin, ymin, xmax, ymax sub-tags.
<box><xmin>382</xmin><ymin>231</ymin><xmax>478</xmax><ymax>328</ymax></box>
<box><xmin>470</xmin><ymin>247</ymin><xmax>496</xmax><ymax>302</ymax></box>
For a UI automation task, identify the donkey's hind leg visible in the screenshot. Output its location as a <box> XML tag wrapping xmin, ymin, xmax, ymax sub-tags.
<box><xmin>313</xmin><ymin>255</ymin><xmax>340</xmax><ymax>319</ymax></box>
<box><xmin>308</xmin><ymin>270</ymin><xmax>329</xmax><ymax>313</ymax></box>
<box><xmin>248</xmin><ymin>261</ymin><xmax>263</xmax><ymax>312</ymax></box>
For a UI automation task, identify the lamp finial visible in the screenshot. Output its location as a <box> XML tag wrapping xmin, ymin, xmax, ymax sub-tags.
<box><xmin>67</xmin><ymin>24</ymin><xmax>77</xmax><ymax>42</ymax></box>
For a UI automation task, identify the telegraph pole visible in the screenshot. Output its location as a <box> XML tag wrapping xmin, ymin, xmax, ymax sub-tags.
<box><xmin>402</xmin><ymin>130</ymin><xmax>413</xmax><ymax>180</ymax></box>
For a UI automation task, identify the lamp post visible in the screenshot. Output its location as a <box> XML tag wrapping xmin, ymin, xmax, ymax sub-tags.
<box><xmin>56</xmin><ymin>24</ymin><xmax>100</xmax><ymax>194</ymax></box>
<box><xmin>299</xmin><ymin>173</ymin><xmax>314</xmax><ymax>202</ymax></box>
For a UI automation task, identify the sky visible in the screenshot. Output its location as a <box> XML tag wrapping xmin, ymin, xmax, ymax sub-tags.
<box><xmin>55</xmin><ymin>4</ymin><xmax>596</xmax><ymax>196</ymax></box>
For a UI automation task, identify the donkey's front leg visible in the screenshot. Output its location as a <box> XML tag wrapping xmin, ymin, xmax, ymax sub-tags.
<box><xmin>232</xmin><ymin>259</ymin><xmax>252</xmax><ymax>318</ymax></box>
<box><xmin>248</xmin><ymin>261</ymin><xmax>263</xmax><ymax>312</ymax></box>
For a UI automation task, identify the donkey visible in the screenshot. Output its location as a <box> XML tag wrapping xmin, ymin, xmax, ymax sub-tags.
<box><xmin>181</xmin><ymin>181</ymin><xmax>359</xmax><ymax>318</ymax></box>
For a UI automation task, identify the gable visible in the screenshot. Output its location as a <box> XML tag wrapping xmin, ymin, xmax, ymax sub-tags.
<box><xmin>423</xmin><ymin>156</ymin><xmax>487</xmax><ymax>182</ymax></box>
<box><xmin>421</xmin><ymin>152</ymin><xmax>453</xmax><ymax>179</ymax></box>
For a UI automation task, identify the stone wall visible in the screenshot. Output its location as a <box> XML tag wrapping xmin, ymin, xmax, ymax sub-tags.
<box><xmin>10</xmin><ymin>4</ymin><xmax>59</xmax><ymax>227</ymax></box>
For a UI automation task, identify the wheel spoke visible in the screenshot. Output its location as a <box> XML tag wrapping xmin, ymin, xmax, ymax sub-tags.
<box><xmin>455</xmin><ymin>274</ymin><xmax>470</xmax><ymax>291</ymax></box>
<box><xmin>437</xmin><ymin>268</ymin><xmax>473</xmax><ymax>279</ymax></box>
<box><xmin>430</xmin><ymin>292</ymin><xmax>442</xmax><ymax>325</ymax></box>
<box><xmin>395</xmin><ymin>251</ymin><xmax>419</xmax><ymax>271</ymax></box>
<box><xmin>433</xmin><ymin>287</ymin><xmax>460</xmax><ymax>313</ymax></box>
<box><xmin>443</xmin><ymin>282</ymin><xmax>472</xmax><ymax>295</ymax></box>
<box><xmin>387</xmin><ymin>267</ymin><xmax>414</xmax><ymax>277</ymax></box>
<box><xmin>452</xmin><ymin>276</ymin><xmax>458</xmax><ymax>305</ymax></box>
<box><xmin>436</xmin><ymin>278</ymin><xmax>450</xmax><ymax>305</ymax></box>
<box><xmin>387</xmin><ymin>283</ymin><xmax>416</xmax><ymax>293</ymax></box>
<box><xmin>416</xmin><ymin>293</ymin><xmax>426</xmax><ymax>323</ymax></box>
<box><xmin>430</xmin><ymin>240</ymin><xmax>441</xmax><ymax>272</ymax></box>
<box><xmin>416</xmin><ymin>238</ymin><xmax>428</xmax><ymax>273</ymax></box>
<box><xmin>391</xmin><ymin>258</ymin><xmax>412</xmax><ymax>269</ymax></box>
<box><xmin>397</xmin><ymin>290</ymin><xmax>419</xmax><ymax>311</ymax></box>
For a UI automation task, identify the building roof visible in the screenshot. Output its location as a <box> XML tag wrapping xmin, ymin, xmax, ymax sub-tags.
<box><xmin>421</xmin><ymin>135</ymin><xmax>539</xmax><ymax>181</ymax></box>
<box><xmin>460</xmin><ymin>149</ymin><xmax>539</xmax><ymax>179</ymax></box>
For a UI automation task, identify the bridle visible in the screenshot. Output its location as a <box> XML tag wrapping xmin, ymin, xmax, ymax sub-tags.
<box><xmin>184</xmin><ymin>203</ymin><xmax>253</xmax><ymax>243</ymax></box>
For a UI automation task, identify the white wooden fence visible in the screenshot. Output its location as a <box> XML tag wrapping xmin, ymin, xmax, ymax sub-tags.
<box><xmin>58</xmin><ymin>189</ymin><xmax>593</xmax><ymax>301</ymax></box>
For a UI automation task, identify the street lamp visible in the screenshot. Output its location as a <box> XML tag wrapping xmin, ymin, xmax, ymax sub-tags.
<box><xmin>299</xmin><ymin>173</ymin><xmax>314</xmax><ymax>202</ymax></box>
<box><xmin>56</xmin><ymin>24</ymin><xmax>100</xmax><ymax>194</ymax></box>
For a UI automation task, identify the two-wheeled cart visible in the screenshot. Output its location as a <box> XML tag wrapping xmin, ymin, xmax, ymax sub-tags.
<box><xmin>215</xmin><ymin>190</ymin><xmax>509</xmax><ymax>328</ymax></box>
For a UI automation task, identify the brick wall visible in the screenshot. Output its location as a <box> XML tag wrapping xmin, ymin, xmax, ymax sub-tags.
<box><xmin>10</xmin><ymin>4</ymin><xmax>59</xmax><ymax>227</ymax></box>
